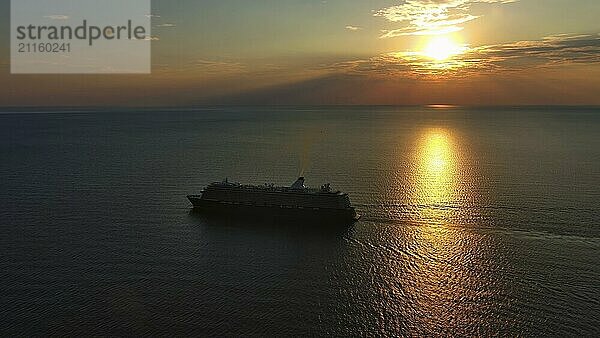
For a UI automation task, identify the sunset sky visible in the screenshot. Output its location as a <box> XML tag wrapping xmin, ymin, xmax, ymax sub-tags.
<box><xmin>1</xmin><ymin>0</ymin><xmax>599</xmax><ymax>106</ymax></box>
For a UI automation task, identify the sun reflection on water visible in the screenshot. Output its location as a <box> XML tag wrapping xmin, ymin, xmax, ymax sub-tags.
<box><xmin>413</xmin><ymin>129</ymin><xmax>459</xmax><ymax>226</ymax></box>
<box><xmin>367</xmin><ymin>126</ymin><xmax>495</xmax><ymax>334</ymax></box>
<box><xmin>408</xmin><ymin>129</ymin><xmax>483</xmax><ymax>332</ymax></box>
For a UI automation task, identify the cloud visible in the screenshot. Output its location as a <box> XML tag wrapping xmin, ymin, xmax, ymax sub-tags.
<box><xmin>0</xmin><ymin>59</ymin><xmax>10</xmax><ymax>71</ymax></box>
<box><xmin>188</xmin><ymin>60</ymin><xmax>247</xmax><ymax>75</ymax></box>
<box><xmin>156</xmin><ymin>23</ymin><xmax>176</xmax><ymax>28</ymax></box>
<box><xmin>375</xmin><ymin>0</ymin><xmax>517</xmax><ymax>37</ymax></box>
<box><xmin>318</xmin><ymin>34</ymin><xmax>600</xmax><ymax>79</ymax></box>
<box><xmin>465</xmin><ymin>34</ymin><xmax>600</xmax><ymax>70</ymax></box>
<box><xmin>43</xmin><ymin>15</ymin><xmax>69</xmax><ymax>20</ymax></box>
<box><xmin>345</xmin><ymin>25</ymin><xmax>362</xmax><ymax>31</ymax></box>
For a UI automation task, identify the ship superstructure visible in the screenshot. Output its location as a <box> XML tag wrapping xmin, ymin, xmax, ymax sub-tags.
<box><xmin>187</xmin><ymin>177</ymin><xmax>357</xmax><ymax>223</ymax></box>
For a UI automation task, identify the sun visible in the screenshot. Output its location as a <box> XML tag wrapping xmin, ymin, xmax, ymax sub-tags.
<box><xmin>422</xmin><ymin>36</ymin><xmax>466</xmax><ymax>61</ymax></box>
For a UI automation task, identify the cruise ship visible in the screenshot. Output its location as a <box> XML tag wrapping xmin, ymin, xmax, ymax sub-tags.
<box><xmin>187</xmin><ymin>177</ymin><xmax>358</xmax><ymax>223</ymax></box>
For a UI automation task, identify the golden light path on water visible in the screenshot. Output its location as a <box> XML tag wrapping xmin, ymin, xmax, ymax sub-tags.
<box><xmin>404</xmin><ymin>128</ymin><xmax>486</xmax><ymax>333</ymax></box>
<box><xmin>413</xmin><ymin>129</ymin><xmax>459</xmax><ymax>226</ymax></box>
<box><xmin>360</xmin><ymin>122</ymin><xmax>496</xmax><ymax>334</ymax></box>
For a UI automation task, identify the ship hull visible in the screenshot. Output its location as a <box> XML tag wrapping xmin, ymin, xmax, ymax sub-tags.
<box><xmin>187</xmin><ymin>196</ymin><xmax>358</xmax><ymax>224</ymax></box>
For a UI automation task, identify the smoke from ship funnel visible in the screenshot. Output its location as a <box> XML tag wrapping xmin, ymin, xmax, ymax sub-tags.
<box><xmin>296</xmin><ymin>127</ymin><xmax>326</xmax><ymax>177</ymax></box>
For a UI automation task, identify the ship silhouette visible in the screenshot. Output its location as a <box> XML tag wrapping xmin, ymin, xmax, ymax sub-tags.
<box><xmin>187</xmin><ymin>177</ymin><xmax>358</xmax><ymax>223</ymax></box>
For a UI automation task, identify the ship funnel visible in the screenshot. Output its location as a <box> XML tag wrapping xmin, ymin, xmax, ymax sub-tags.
<box><xmin>291</xmin><ymin>177</ymin><xmax>306</xmax><ymax>189</ymax></box>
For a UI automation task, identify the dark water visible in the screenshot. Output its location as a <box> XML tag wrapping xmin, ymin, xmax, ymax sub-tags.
<box><xmin>1</xmin><ymin>106</ymin><xmax>599</xmax><ymax>336</ymax></box>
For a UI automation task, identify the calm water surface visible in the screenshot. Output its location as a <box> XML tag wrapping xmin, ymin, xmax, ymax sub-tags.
<box><xmin>1</xmin><ymin>106</ymin><xmax>599</xmax><ymax>336</ymax></box>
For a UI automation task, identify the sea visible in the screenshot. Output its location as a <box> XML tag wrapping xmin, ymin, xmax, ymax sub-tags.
<box><xmin>1</xmin><ymin>106</ymin><xmax>599</xmax><ymax>336</ymax></box>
